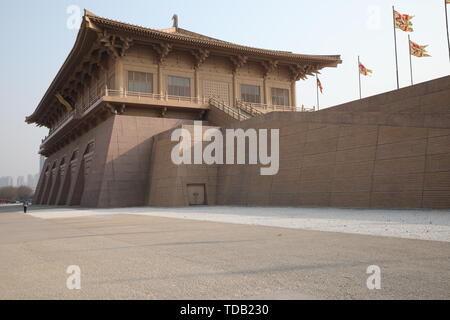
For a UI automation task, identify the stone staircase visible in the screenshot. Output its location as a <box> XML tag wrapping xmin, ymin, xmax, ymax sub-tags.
<box><xmin>208</xmin><ymin>97</ymin><xmax>252</xmax><ymax>121</ymax></box>
<box><xmin>208</xmin><ymin>97</ymin><xmax>313</xmax><ymax>122</ymax></box>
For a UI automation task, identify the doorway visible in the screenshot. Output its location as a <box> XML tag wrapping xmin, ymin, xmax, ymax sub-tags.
<box><xmin>187</xmin><ymin>184</ymin><xmax>206</xmax><ymax>206</ymax></box>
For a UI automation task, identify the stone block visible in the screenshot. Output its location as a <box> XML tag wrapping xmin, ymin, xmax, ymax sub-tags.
<box><xmin>378</xmin><ymin>126</ymin><xmax>427</xmax><ymax>144</ymax></box>
<box><xmin>374</xmin><ymin>156</ymin><xmax>425</xmax><ymax>176</ymax></box>
<box><xmin>371</xmin><ymin>192</ymin><xmax>423</xmax><ymax>208</ymax></box>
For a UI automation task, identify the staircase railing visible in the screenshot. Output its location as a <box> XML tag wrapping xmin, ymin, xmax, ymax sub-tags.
<box><xmin>236</xmin><ymin>100</ymin><xmax>297</xmax><ymax>113</ymax></box>
<box><xmin>235</xmin><ymin>100</ymin><xmax>265</xmax><ymax>116</ymax></box>
<box><xmin>299</xmin><ymin>105</ymin><xmax>316</xmax><ymax>112</ymax></box>
<box><xmin>209</xmin><ymin>97</ymin><xmax>250</xmax><ymax>121</ymax></box>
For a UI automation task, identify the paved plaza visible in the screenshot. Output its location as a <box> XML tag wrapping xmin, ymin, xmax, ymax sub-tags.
<box><xmin>0</xmin><ymin>205</ymin><xmax>449</xmax><ymax>299</ymax></box>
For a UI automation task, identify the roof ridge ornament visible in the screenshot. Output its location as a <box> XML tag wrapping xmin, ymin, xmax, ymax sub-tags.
<box><xmin>172</xmin><ymin>14</ymin><xmax>179</xmax><ymax>30</ymax></box>
<box><xmin>84</xmin><ymin>9</ymin><xmax>97</xmax><ymax>17</ymax></box>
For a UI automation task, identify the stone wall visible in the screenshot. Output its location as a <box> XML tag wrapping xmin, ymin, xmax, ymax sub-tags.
<box><xmin>96</xmin><ymin>116</ymin><xmax>193</xmax><ymax>207</ymax></box>
<box><xmin>34</xmin><ymin>116</ymin><xmax>115</xmax><ymax>207</ymax></box>
<box><xmin>214</xmin><ymin>75</ymin><xmax>450</xmax><ymax>209</ymax></box>
<box><xmin>147</xmin><ymin>75</ymin><xmax>450</xmax><ymax>209</ymax></box>
<box><xmin>147</xmin><ymin>123</ymin><xmax>219</xmax><ymax>207</ymax></box>
<box><xmin>35</xmin><ymin>75</ymin><xmax>450</xmax><ymax>209</ymax></box>
<box><xmin>215</xmin><ymin>117</ymin><xmax>450</xmax><ymax>208</ymax></box>
<box><xmin>34</xmin><ymin>115</ymin><xmax>192</xmax><ymax>208</ymax></box>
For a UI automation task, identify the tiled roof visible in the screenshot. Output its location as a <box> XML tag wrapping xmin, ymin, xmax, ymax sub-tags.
<box><xmin>86</xmin><ymin>11</ymin><xmax>341</xmax><ymax>64</ymax></box>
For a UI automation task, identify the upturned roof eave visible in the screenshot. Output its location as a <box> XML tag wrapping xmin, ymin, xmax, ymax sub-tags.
<box><xmin>26</xmin><ymin>16</ymin><xmax>91</xmax><ymax>125</ymax></box>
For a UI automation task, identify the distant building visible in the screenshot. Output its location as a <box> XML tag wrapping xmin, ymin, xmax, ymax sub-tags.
<box><xmin>27</xmin><ymin>175</ymin><xmax>33</xmax><ymax>188</ymax></box>
<box><xmin>0</xmin><ymin>176</ymin><xmax>13</xmax><ymax>187</ymax></box>
<box><xmin>16</xmin><ymin>176</ymin><xmax>25</xmax><ymax>187</ymax></box>
<box><xmin>27</xmin><ymin>174</ymin><xmax>39</xmax><ymax>191</ymax></box>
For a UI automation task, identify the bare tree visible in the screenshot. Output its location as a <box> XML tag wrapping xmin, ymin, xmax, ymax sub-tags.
<box><xmin>0</xmin><ymin>186</ymin><xmax>18</xmax><ymax>200</ymax></box>
<box><xmin>17</xmin><ymin>186</ymin><xmax>33</xmax><ymax>201</ymax></box>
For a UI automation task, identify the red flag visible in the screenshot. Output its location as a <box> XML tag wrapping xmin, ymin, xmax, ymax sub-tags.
<box><xmin>317</xmin><ymin>77</ymin><xmax>323</xmax><ymax>94</ymax></box>
<box><xmin>359</xmin><ymin>62</ymin><xmax>373</xmax><ymax>76</ymax></box>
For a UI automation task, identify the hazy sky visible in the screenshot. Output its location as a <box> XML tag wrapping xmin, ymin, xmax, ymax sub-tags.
<box><xmin>0</xmin><ymin>0</ymin><xmax>449</xmax><ymax>179</ymax></box>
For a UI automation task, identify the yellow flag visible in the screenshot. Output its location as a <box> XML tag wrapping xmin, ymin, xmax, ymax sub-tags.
<box><xmin>409</xmin><ymin>40</ymin><xmax>431</xmax><ymax>57</ymax></box>
<box><xmin>394</xmin><ymin>10</ymin><xmax>414</xmax><ymax>32</ymax></box>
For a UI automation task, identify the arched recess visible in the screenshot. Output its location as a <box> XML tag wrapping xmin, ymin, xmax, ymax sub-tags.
<box><xmin>35</xmin><ymin>165</ymin><xmax>50</xmax><ymax>204</ymax></box>
<box><xmin>48</xmin><ymin>157</ymin><xmax>65</xmax><ymax>205</ymax></box>
<box><xmin>69</xmin><ymin>142</ymin><xmax>95</xmax><ymax>206</ymax></box>
<box><xmin>42</xmin><ymin>161</ymin><xmax>57</xmax><ymax>205</ymax></box>
<box><xmin>59</xmin><ymin>150</ymin><xmax>78</xmax><ymax>205</ymax></box>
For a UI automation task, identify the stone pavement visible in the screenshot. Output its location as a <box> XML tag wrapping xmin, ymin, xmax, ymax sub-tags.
<box><xmin>0</xmin><ymin>206</ymin><xmax>449</xmax><ymax>299</ymax></box>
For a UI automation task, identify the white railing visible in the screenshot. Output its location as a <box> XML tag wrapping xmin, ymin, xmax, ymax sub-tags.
<box><xmin>46</xmin><ymin>89</ymin><xmax>318</xmax><ymax>145</ymax></box>
<box><xmin>105</xmin><ymin>89</ymin><xmax>209</xmax><ymax>104</ymax></box>
<box><xmin>43</xmin><ymin>89</ymin><xmax>211</xmax><ymax>144</ymax></box>
<box><xmin>106</xmin><ymin>89</ymin><xmax>164</xmax><ymax>100</ymax></box>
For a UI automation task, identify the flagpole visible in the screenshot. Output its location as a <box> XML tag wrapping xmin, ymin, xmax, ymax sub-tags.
<box><xmin>445</xmin><ymin>0</ymin><xmax>450</xmax><ymax>63</ymax></box>
<box><xmin>316</xmin><ymin>74</ymin><xmax>320</xmax><ymax>110</ymax></box>
<box><xmin>408</xmin><ymin>35</ymin><xmax>414</xmax><ymax>86</ymax></box>
<box><xmin>358</xmin><ymin>56</ymin><xmax>362</xmax><ymax>99</ymax></box>
<box><xmin>392</xmin><ymin>6</ymin><xmax>400</xmax><ymax>89</ymax></box>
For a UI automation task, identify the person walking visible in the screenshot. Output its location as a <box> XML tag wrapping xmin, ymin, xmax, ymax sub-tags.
<box><xmin>23</xmin><ymin>202</ymin><xmax>28</xmax><ymax>214</ymax></box>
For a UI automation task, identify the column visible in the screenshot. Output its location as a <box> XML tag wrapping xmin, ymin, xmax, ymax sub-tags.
<box><xmin>158</xmin><ymin>64</ymin><xmax>163</xmax><ymax>95</ymax></box>
<box><xmin>263</xmin><ymin>77</ymin><xmax>269</xmax><ymax>105</ymax></box>
<box><xmin>291</xmin><ymin>80</ymin><xmax>297</xmax><ymax>108</ymax></box>
<box><xmin>194</xmin><ymin>68</ymin><xmax>200</xmax><ymax>100</ymax></box>
<box><xmin>232</xmin><ymin>73</ymin><xmax>238</xmax><ymax>105</ymax></box>
<box><xmin>115</xmin><ymin>58</ymin><xmax>124</xmax><ymax>93</ymax></box>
